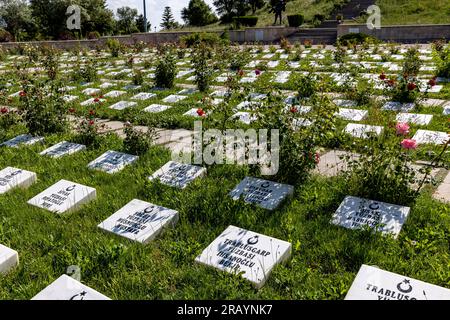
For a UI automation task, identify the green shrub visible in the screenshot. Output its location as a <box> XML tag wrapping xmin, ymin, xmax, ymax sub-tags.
<box><xmin>180</xmin><ymin>32</ymin><xmax>228</xmax><ymax>48</ymax></box>
<box><xmin>87</xmin><ymin>31</ymin><xmax>101</xmax><ymax>39</ymax></box>
<box><xmin>155</xmin><ymin>49</ymin><xmax>177</xmax><ymax>88</ymax></box>
<box><xmin>0</xmin><ymin>29</ymin><xmax>13</xmax><ymax>42</ymax></box>
<box><xmin>337</xmin><ymin>33</ymin><xmax>379</xmax><ymax>46</ymax></box>
<box><xmin>434</xmin><ymin>43</ymin><xmax>450</xmax><ymax>78</ymax></box>
<box><xmin>192</xmin><ymin>44</ymin><xmax>214</xmax><ymax>92</ymax></box>
<box><xmin>123</xmin><ymin>124</ymin><xmax>158</xmax><ymax>156</ymax></box>
<box><xmin>233</xmin><ymin>16</ymin><xmax>258</xmax><ymax>27</ymax></box>
<box><xmin>287</xmin><ymin>14</ymin><xmax>304</xmax><ymax>27</ymax></box>
<box><xmin>72</xmin><ymin>58</ymin><xmax>98</xmax><ymax>83</ymax></box>
<box><xmin>106</xmin><ymin>38</ymin><xmax>121</xmax><ymax>57</ymax></box>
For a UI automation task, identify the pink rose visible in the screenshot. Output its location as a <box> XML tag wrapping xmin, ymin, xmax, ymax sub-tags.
<box><xmin>401</xmin><ymin>139</ymin><xmax>417</xmax><ymax>150</ymax></box>
<box><xmin>396</xmin><ymin>122</ymin><xmax>410</xmax><ymax>136</ymax></box>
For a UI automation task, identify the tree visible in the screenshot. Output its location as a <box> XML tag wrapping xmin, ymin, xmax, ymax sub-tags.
<box><xmin>248</xmin><ymin>0</ymin><xmax>265</xmax><ymax>14</ymax></box>
<box><xmin>213</xmin><ymin>0</ymin><xmax>251</xmax><ymax>22</ymax></box>
<box><xmin>160</xmin><ymin>6</ymin><xmax>178</xmax><ymax>30</ymax></box>
<box><xmin>181</xmin><ymin>0</ymin><xmax>218</xmax><ymax>26</ymax></box>
<box><xmin>135</xmin><ymin>14</ymin><xmax>151</xmax><ymax>33</ymax></box>
<box><xmin>0</xmin><ymin>0</ymin><xmax>37</xmax><ymax>41</ymax></box>
<box><xmin>116</xmin><ymin>6</ymin><xmax>138</xmax><ymax>34</ymax></box>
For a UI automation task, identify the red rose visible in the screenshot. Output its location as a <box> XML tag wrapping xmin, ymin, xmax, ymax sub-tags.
<box><xmin>89</xmin><ymin>109</ymin><xmax>95</xmax><ymax>115</ymax></box>
<box><xmin>290</xmin><ymin>106</ymin><xmax>298</xmax><ymax>113</ymax></box>
<box><xmin>387</xmin><ymin>79</ymin><xmax>396</xmax><ymax>87</ymax></box>
<box><xmin>255</xmin><ymin>69</ymin><xmax>261</xmax><ymax>76</ymax></box>
<box><xmin>89</xmin><ymin>120</ymin><xmax>95</xmax><ymax>126</ymax></box>
<box><xmin>19</xmin><ymin>91</ymin><xmax>26</xmax><ymax>97</ymax></box>
<box><xmin>1</xmin><ymin>107</ymin><xmax>8</xmax><ymax>114</ymax></box>
<box><xmin>197</xmin><ymin>108</ymin><xmax>205</xmax><ymax>117</ymax></box>
<box><xmin>94</xmin><ymin>98</ymin><xmax>100</xmax><ymax>103</ymax></box>
<box><xmin>238</xmin><ymin>70</ymin><xmax>244</xmax><ymax>77</ymax></box>
<box><xmin>407</xmin><ymin>82</ymin><xmax>417</xmax><ymax>91</ymax></box>
<box><xmin>379</xmin><ymin>73</ymin><xmax>386</xmax><ymax>80</ymax></box>
<box><xmin>315</xmin><ymin>152</ymin><xmax>320</xmax><ymax>164</ymax></box>
<box><xmin>428</xmin><ymin>78</ymin><xmax>436</xmax><ymax>87</ymax></box>
<box><xmin>68</xmin><ymin>108</ymin><xmax>75</xmax><ymax>113</ymax></box>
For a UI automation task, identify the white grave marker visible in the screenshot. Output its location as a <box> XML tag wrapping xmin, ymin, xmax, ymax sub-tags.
<box><xmin>345</xmin><ymin>265</ymin><xmax>450</xmax><ymax>300</ymax></box>
<box><xmin>27</xmin><ymin>179</ymin><xmax>96</xmax><ymax>214</ymax></box>
<box><xmin>40</xmin><ymin>141</ymin><xmax>86</xmax><ymax>158</ymax></box>
<box><xmin>229</xmin><ymin>177</ymin><xmax>294</xmax><ymax>210</ymax></box>
<box><xmin>0</xmin><ymin>244</ymin><xmax>19</xmax><ymax>274</ymax></box>
<box><xmin>32</xmin><ymin>275</ymin><xmax>110</xmax><ymax>300</ymax></box>
<box><xmin>344</xmin><ymin>124</ymin><xmax>383</xmax><ymax>139</ymax></box>
<box><xmin>0</xmin><ymin>167</ymin><xmax>37</xmax><ymax>194</ymax></box>
<box><xmin>144</xmin><ymin>104</ymin><xmax>172</xmax><ymax>113</ymax></box>
<box><xmin>195</xmin><ymin>225</ymin><xmax>291</xmax><ymax>289</ymax></box>
<box><xmin>88</xmin><ymin>150</ymin><xmax>138</xmax><ymax>174</ymax></box>
<box><xmin>395</xmin><ymin>113</ymin><xmax>433</xmax><ymax>126</ymax></box>
<box><xmin>412</xmin><ymin>130</ymin><xmax>449</xmax><ymax>145</ymax></box>
<box><xmin>98</xmin><ymin>199</ymin><xmax>179</xmax><ymax>243</ymax></box>
<box><xmin>1</xmin><ymin>134</ymin><xmax>44</xmax><ymax>148</ymax></box>
<box><xmin>149</xmin><ymin>161</ymin><xmax>206</xmax><ymax>189</ymax></box>
<box><xmin>331</xmin><ymin>196</ymin><xmax>410</xmax><ymax>238</ymax></box>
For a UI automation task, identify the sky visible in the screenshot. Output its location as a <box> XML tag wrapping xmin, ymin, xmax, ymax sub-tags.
<box><xmin>106</xmin><ymin>0</ymin><xmax>216</xmax><ymax>31</ymax></box>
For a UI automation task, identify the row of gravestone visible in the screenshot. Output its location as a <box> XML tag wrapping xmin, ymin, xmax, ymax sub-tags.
<box><xmin>2</xmin><ymin>135</ymin><xmax>450</xmax><ymax>298</ymax></box>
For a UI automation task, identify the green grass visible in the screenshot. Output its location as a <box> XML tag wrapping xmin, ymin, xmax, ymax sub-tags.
<box><xmin>0</xmin><ymin>132</ymin><xmax>449</xmax><ymax>299</ymax></box>
<box><xmin>377</xmin><ymin>0</ymin><xmax>450</xmax><ymax>25</ymax></box>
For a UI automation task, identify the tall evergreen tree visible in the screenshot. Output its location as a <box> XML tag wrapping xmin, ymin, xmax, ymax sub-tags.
<box><xmin>181</xmin><ymin>0</ymin><xmax>218</xmax><ymax>26</ymax></box>
<box><xmin>116</xmin><ymin>6</ymin><xmax>138</xmax><ymax>34</ymax></box>
<box><xmin>160</xmin><ymin>6</ymin><xmax>178</xmax><ymax>30</ymax></box>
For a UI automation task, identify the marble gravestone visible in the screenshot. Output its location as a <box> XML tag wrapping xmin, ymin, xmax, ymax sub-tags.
<box><xmin>149</xmin><ymin>161</ymin><xmax>206</xmax><ymax>189</ymax></box>
<box><xmin>395</xmin><ymin>113</ymin><xmax>433</xmax><ymax>126</ymax></box>
<box><xmin>331</xmin><ymin>196</ymin><xmax>410</xmax><ymax>238</ymax></box>
<box><xmin>1</xmin><ymin>134</ymin><xmax>44</xmax><ymax>148</ymax></box>
<box><xmin>0</xmin><ymin>167</ymin><xmax>37</xmax><ymax>194</ymax></box>
<box><xmin>345</xmin><ymin>265</ymin><xmax>450</xmax><ymax>300</ymax></box>
<box><xmin>382</xmin><ymin>102</ymin><xmax>415</xmax><ymax>112</ymax></box>
<box><xmin>0</xmin><ymin>244</ymin><xmax>19</xmax><ymax>274</ymax></box>
<box><xmin>32</xmin><ymin>275</ymin><xmax>110</xmax><ymax>300</ymax></box>
<box><xmin>162</xmin><ymin>94</ymin><xmax>187</xmax><ymax>103</ymax></box>
<box><xmin>195</xmin><ymin>225</ymin><xmax>292</xmax><ymax>289</ymax></box>
<box><xmin>412</xmin><ymin>130</ymin><xmax>449</xmax><ymax>145</ymax></box>
<box><xmin>27</xmin><ymin>179</ymin><xmax>96</xmax><ymax>214</ymax></box>
<box><xmin>88</xmin><ymin>150</ymin><xmax>138</xmax><ymax>174</ymax></box>
<box><xmin>104</xmin><ymin>90</ymin><xmax>126</xmax><ymax>98</ymax></box>
<box><xmin>144</xmin><ymin>104</ymin><xmax>172</xmax><ymax>113</ymax></box>
<box><xmin>40</xmin><ymin>141</ymin><xmax>86</xmax><ymax>158</ymax></box>
<box><xmin>98</xmin><ymin>199</ymin><xmax>179</xmax><ymax>243</ymax></box>
<box><xmin>229</xmin><ymin>177</ymin><xmax>294</xmax><ymax>210</ymax></box>
<box><xmin>131</xmin><ymin>92</ymin><xmax>156</xmax><ymax>101</ymax></box>
<box><xmin>336</xmin><ymin>108</ymin><xmax>368</xmax><ymax>121</ymax></box>
<box><xmin>109</xmin><ymin>101</ymin><xmax>137</xmax><ymax>110</ymax></box>
<box><xmin>344</xmin><ymin>123</ymin><xmax>383</xmax><ymax>139</ymax></box>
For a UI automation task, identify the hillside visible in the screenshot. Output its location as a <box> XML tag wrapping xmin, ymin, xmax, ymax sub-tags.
<box><xmin>171</xmin><ymin>0</ymin><xmax>450</xmax><ymax>33</ymax></box>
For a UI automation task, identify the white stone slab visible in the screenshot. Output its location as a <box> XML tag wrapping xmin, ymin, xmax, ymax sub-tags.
<box><xmin>81</xmin><ymin>88</ymin><xmax>100</xmax><ymax>96</ymax></box>
<box><xmin>88</xmin><ymin>150</ymin><xmax>138</xmax><ymax>174</ymax></box>
<box><xmin>109</xmin><ymin>101</ymin><xmax>137</xmax><ymax>110</ymax></box>
<box><xmin>336</xmin><ymin>108</ymin><xmax>368</xmax><ymax>121</ymax></box>
<box><xmin>382</xmin><ymin>102</ymin><xmax>415</xmax><ymax>112</ymax></box>
<box><xmin>98</xmin><ymin>199</ymin><xmax>179</xmax><ymax>243</ymax></box>
<box><xmin>195</xmin><ymin>225</ymin><xmax>291</xmax><ymax>289</ymax></box>
<box><xmin>104</xmin><ymin>90</ymin><xmax>126</xmax><ymax>98</ymax></box>
<box><xmin>143</xmin><ymin>103</ymin><xmax>172</xmax><ymax>113</ymax></box>
<box><xmin>232</xmin><ymin>112</ymin><xmax>257</xmax><ymax>125</ymax></box>
<box><xmin>395</xmin><ymin>113</ymin><xmax>433</xmax><ymax>126</ymax></box>
<box><xmin>345</xmin><ymin>264</ymin><xmax>450</xmax><ymax>300</ymax></box>
<box><xmin>412</xmin><ymin>130</ymin><xmax>449</xmax><ymax>145</ymax></box>
<box><xmin>131</xmin><ymin>92</ymin><xmax>156</xmax><ymax>100</ymax></box>
<box><xmin>240</xmin><ymin>77</ymin><xmax>257</xmax><ymax>83</ymax></box>
<box><xmin>177</xmin><ymin>88</ymin><xmax>197</xmax><ymax>95</ymax></box>
<box><xmin>32</xmin><ymin>275</ymin><xmax>110</xmax><ymax>300</ymax></box>
<box><xmin>444</xmin><ymin>106</ymin><xmax>450</xmax><ymax>115</ymax></box>
<box><xmin>0</xmin><ymin>167</ymin><xmax>37</xmax><ymax>194</ymax></box>
<box><xmin>80</xmin><ymin>98</ymin><xmax>106</xmax><ymax>106</ymax></box>
<box><xmin>344</xmin><ymin>123</ymin><xmax>383</xmax><ymax>139</ymax></box>
<box><xmin>332</xmin><ymin>196</ymin><xmax>410</xmax><ymax>238</ymax></box>
<box><xmin>0</xmin><ymin>244</ymin><xmax>19</xmax><ymax>274</ymax></box>
<box><xmin>28</xmin><ymin>179</ymin><xmax>96</xmax><ymax>214</ymax></box>
<box><xmin>183</xmin><ymin>108</ymin><xmax>208</xmax><ymax>117</ymax></box>
<box><xmin>162</xmin><ymin>95</ymin><xmax>187</xmax><ymax>103</ymax></box>
<box><xmin>62</xmin><ymin>95</ymin><xmax>78</xmax><ymax>102</ymax></box>
<box><xmin>149</xmin><ymin>161</ymin><xmax>206</xmax><ymax>189</ymax></box>
<box><xmin>1</xmin><ymin>134</ymin><xmax>44</xmax><ymax>148</ymax></box>
<box><xmin>229</xmin><ymin>177</ymin><xmax>294</xmax><ymax>210</ymax></box>
<box><xmin>40</xmin><ymin>141</ymin><xmax>86</xmax><ymax>158</ymax></box>
<box><xmin>333</xmin><ymin>99</ymin><xmax>358</xmax><ymax>107</ymax></box>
